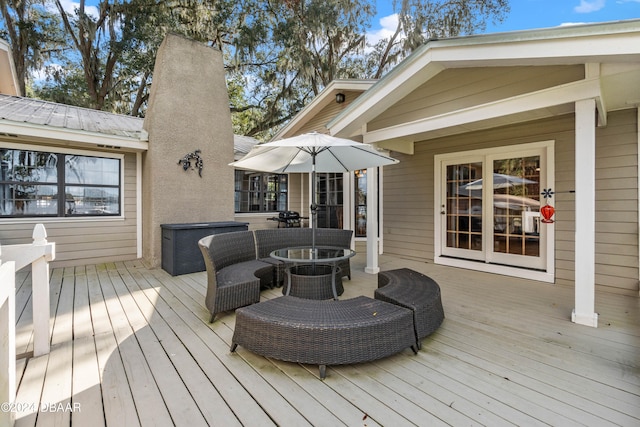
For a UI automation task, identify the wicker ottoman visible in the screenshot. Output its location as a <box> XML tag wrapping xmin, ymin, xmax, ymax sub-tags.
<box><xmin>375</xmin><ymin>268</ymin><xmax>445</xmax><ymax>349</ymax></box>
<box><xmin>231</xmin><ymin>295</ymin><xmax>417</xmax><ymax>379</ymax></box>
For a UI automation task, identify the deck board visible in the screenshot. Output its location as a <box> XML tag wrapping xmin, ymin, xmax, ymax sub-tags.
<box><xmin>86</xmin><ymin>264</ymin><xmax>140</xmax><ymax>427</ymax></box>
<box><xmin>11</xmin><ymin>253</ymin><xmax>640</xmax><ymax>426</ymax></box>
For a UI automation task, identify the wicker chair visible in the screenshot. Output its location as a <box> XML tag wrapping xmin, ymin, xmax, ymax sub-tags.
<box><xmin>198</xmin><ymin>231</ymin><xmax>271</xmax><ymax>322</ymax></box>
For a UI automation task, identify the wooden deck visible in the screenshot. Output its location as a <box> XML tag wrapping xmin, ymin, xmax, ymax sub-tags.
<box><xmin>11</xmin><ymin>254</ymin><xmax>640</xmax><ymax>426</ymax></box>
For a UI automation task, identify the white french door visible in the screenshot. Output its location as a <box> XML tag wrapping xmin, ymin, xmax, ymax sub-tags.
<box><xmin>438</xmin><ymin>142</ymin><xmax>553</xmax><ymax>273</ymax></box>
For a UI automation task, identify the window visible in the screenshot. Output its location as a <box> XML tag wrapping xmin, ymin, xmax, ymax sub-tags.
<box><xmin>1</xmin><ymin>148</ymin><xmax>121</xmax><ymax>218</ymax></box>
<box><xmin>316</xmin><ymin>173</ymin><xmax>343</xmax><ymax>228</ymax></box>
<box><xmin>354</xmin><ymin>169</ymin><xmax>367</xmax><ymax>237</ymax></box>
<box><xmin>234</xmin><ymin>170</ymin><xmax>287</xmax><ymax>212</ymax></box>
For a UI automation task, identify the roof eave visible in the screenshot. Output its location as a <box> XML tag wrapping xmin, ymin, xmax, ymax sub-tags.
<box><xmin>328</xmin><ymin>19</ymin><xmax>640</xmax><ymax>138</ymax></box>
<box><xmin>0</xmin><ymin>119</ymin><xmax>149</xmax><ymax>152</ymax></box>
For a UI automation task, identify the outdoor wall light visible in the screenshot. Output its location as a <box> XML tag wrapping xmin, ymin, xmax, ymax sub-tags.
<box><xmin>335</xmin><ymin>93</ymin><xmax>345</xmax><ymax>103</ymax></box>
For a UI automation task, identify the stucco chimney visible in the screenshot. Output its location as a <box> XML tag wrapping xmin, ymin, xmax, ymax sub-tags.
<box><xmin>142</xmin><ymin>33</ymin><xmax>235</xmax><ymax>268</ymax></box>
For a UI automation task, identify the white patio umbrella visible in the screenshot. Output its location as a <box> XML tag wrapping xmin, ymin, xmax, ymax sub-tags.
<box><xmin>230</xmin><ymin>132</ymin><xmax>399</xmax><ymax>250</ymax></box>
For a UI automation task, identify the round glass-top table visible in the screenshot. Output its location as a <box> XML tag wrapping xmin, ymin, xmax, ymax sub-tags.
<box><xmin>270</xmin><ymin>246</ymin><xmax>356</xmax><ymax>299</ymax></box>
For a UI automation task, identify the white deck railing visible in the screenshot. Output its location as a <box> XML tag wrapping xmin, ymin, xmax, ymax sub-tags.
<box><xmin>0</xmin><ymin>224</ymin><xmax>55</xmax><ymax>426</ymax></box>
<box><xmin>0</xmin><ymin>256</ymin><xmax>15</xmax><ymax>426</ymax></box>
<box><xmin>1</xmin><ymin>224</ymin><xmax>55</xmax><ymax>358</ymax></box>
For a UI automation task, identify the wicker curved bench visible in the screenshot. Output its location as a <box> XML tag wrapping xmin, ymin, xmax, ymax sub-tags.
<box><xmin>375</xmin><ymin>268</ymin><xmax>445</xmax><ymax>349</ymax></box>
<box><xmin>231</xmin><ymin>296</ymin><xmax>417</xmax><ymax>379</ymax></box>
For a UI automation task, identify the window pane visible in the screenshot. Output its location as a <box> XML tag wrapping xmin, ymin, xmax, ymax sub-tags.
<box><xmin>492</xmin><ymin>156</ymin><xmax>540</xmax><ymax>257</ymax></box>
<box><xmin>0</xmin><ymin>184</ymin><xmax>58</xmax><ymax>216</ymax></box>
<box><xmin>445</xmin><ymin>162</ymin><xmax>483</xmax><ymax>251</ymax></box>
<box><xmin>66</xmin><ymin>186</ymin><xmax>120</xmax><ymax>215</ymax></box>
<box><xmin>65</xmin><ymin>156</ymin><xmax>119</xmax><ymax>185</ymax></box>
<box><xmin>1</xmin><ymin>149</ymin><xmax>57</xmax><ymax>183</ymax></box>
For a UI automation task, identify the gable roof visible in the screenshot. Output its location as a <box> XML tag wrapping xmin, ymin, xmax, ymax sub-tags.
<box><xmin>271</xmin><ymin>79</ymin><xmax>376</xmax><ymax>140</ymax></box>
<box><xmin>328</xmin><ymin>19</ymin><xmax>640</xmax><ymax>140</ymax></box>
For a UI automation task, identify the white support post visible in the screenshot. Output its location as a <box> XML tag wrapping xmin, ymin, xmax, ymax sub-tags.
<box><xmin>365</xmin><ymin>167</ymin><xmax>380</xmax><ymax>274</ymax></box>
<box><xmin>572</xmin><ymin>98</ymin><xmax>598</xmax><ymax>327</ymax></box>
<box><xmin>0</xmin><ymin>248</ymin><xmax>16</xmax><ymax>427</ymax></box>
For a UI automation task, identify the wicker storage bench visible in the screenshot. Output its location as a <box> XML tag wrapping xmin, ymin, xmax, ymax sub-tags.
<box><xmin>231</xmin><ymin>296</ymin><xmax>417</xmax><ymax>379</ymax></box>
<box><xmin>375</xmin><ymin>268</ymin><xmax>445</xmax><ymax>349</ymax></box>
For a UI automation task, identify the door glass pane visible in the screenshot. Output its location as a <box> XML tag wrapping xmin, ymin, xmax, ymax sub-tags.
<box><xmin>446</xmin><ymin>162</ymin><xmax>483</xmax><ymax>251</ymax></box>
<box><xmin>355</xmin><ymin>169</ymin><xmax>367</xmax><ymax>237</ymax></box>
<box><xmin>492</xmin><ymin>156</ymin><xmax>541</xmax><ymax>256</ymax></box>
<box><xmin>316</xmin><ymin>173</ymin><xmax>343</xmax><ymax>228</ymax></box>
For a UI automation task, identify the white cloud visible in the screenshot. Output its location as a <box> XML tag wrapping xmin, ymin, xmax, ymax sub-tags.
<box><xmin>52</xmin><ymin>0</ymin><xmax>99</xmax><ymax>19</ymax></box>
<box><xmin>366</xmin><ymin>13</ymin><xmax>400</xmax><ymax>47</ymax></box>
<box><xmin>574</xmin><ymin>0</ymin><xmax>606</xmax><ymax>13</ymax></box>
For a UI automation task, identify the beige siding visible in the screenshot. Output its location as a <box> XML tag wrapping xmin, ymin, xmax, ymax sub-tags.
<box><xmin>383</xmin><ymin>110</ymin><xmax>638</xmax><ymax>294</ymax></box>
<box><xmin>0</xmin><ymin>152</ymin><xmax>138</xmax><ymax>267</ymax></box>
<box><xmin>370</xmin><ymin>65</ymin><xmax>585</xmax><ymax>132</ymax></box>
<box><xmin>293</xmin><ymin>91</ymin><xmax>366</xmax><ymax>136</ymax></box>
<box><xmin>287</xmin><ymin>173</ymin><xmax>310</xmax><ymax>218</ymax></box>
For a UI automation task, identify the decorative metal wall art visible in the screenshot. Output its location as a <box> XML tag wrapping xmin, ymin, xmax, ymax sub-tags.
<box><xmin>178</xmin><ymin>150</ymin><xmax>203</xmax><ymax>177</ymax></box>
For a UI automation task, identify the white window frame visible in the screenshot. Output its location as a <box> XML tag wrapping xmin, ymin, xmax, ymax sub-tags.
<box><xmin>434</xmin><ymin>140</ymin><xmax>555</xmax><ymax>283</ymax></box>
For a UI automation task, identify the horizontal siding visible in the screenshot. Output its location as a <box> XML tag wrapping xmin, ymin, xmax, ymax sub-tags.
<box><xmin>370</xmin><ymin>65</ymin><xmax>584</xmax><ymax>131</ymax></box>
<box><xmin>290</xmin><ymin>91</ymin><xmax>366</xmax><ymax>136</ymax></box>
<box><xmin>592</xmin><ymin>109</ymin><xmax>639</xmax><ymax>293</ymax></box>
<box><xmin>0</xmin><ymin>152</ymin><xmax>138</xmax><ymax>267</ymax></box>
<box><xmin>296</xmin><ymin>103</ymin><xmax>342</xmax><ymax>134</ymax></box>
<box><xmin>382</xmin><ymin>109</ymin><xmax>638</xmax><ymax>294</ymax></box>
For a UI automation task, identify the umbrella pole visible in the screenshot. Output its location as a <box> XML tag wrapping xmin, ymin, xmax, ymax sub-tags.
<box><xmin>311</xmin><ymin>153</ymin><xmax>317</xmax><ymax>257</ymax></box>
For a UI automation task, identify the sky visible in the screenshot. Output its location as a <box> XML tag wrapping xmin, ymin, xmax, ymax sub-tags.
<box><xmin>371</xmin><ymin>0</ymin><xmax>640</xmax><ymax>42</ymax></box>
<box><xmin>59</xmin><ymin>0</ymin><xmax>640</xmax><ymax>36</ymax></box>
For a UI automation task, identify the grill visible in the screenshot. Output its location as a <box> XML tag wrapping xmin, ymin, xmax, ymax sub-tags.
<box><xmin>268</xmin><ymin>211</ymin><xmax>306</xmax><ymax>228</ymax></box>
